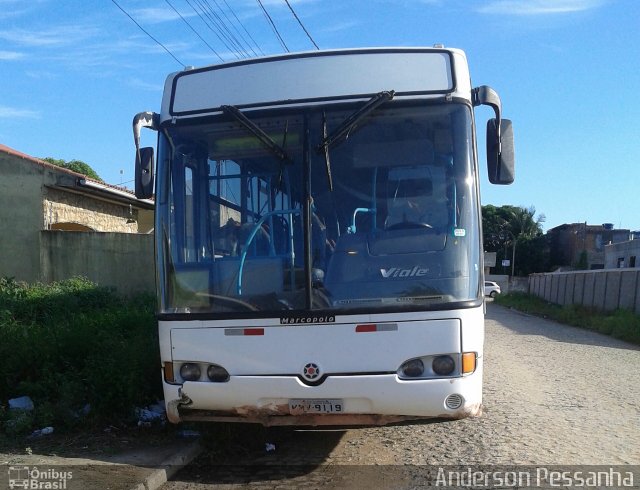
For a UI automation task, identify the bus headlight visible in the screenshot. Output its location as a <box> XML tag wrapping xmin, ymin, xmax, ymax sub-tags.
<box><xmin>180</xmin><ymin>363</ymin><xmax>201</xmax><ymax>381</ymax></box>
<box><xmin>400</xmin><ymin>359</ymin><xmax>424</xmax><ymax>377</ymax></box>
<box><xmin>207</xmin><ymin>364</ymin><xmax>230</xmax><ymax>382</ymax></box>
<box><xmin>432</xmin><ymin>355</ymin><xmax>455</xmax><ymax>376</ymax></box>
<box><xmin>398</xmin><ymin>353</ymin><xmax>463</xmax><ymax>379</ymax></box>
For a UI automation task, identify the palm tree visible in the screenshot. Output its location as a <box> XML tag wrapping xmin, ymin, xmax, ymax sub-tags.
<box><xmin>502</xmin><ymin>206</ymin><xmax>545</xmax><ymax>239</ymax></box>
<box><xmin>482</xmin><ymin>205</ymin><xmax>547</xmax><ymax>275</ymax></box>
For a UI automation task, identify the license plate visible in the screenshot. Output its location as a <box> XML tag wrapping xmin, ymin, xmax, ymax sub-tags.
<box><xmin>289</xmin><ymin>399</ymin><xmax>344</xmax><ymax>414</ymax></box>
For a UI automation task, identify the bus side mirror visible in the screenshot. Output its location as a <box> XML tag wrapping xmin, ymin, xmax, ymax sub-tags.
<box><xmin>487</xmin><ymin>118</ymin><xmax>515</xmax><ymax>185</ymax></box>
<box><xmin>135</xmin><ymin>147</ymin><xmax>155</xmax><ymax>199</ymax></box>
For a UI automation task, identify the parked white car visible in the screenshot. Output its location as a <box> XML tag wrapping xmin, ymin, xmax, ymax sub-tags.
<box><xmin>484</xmin><ymin>281</ymin><xmax>501</xmax><ymax>298</ymax></box>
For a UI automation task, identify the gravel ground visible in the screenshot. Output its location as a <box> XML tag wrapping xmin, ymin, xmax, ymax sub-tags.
<box><xmin>162</xmin><ymin>303</ymin><xmax>640</xmax><ymax>488</ymax></box>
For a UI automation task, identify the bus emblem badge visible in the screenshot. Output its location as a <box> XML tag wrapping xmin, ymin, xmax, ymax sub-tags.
<box><xmin>303</xmin><ymin>363</ymin><xmax>320</xmax><ymax>380</ymax></box>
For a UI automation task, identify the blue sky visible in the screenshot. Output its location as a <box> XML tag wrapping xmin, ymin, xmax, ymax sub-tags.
<box><xmin>1</xmin><ymin>0</ymin><xmax>638</xmax><ymax>231</ymax></box>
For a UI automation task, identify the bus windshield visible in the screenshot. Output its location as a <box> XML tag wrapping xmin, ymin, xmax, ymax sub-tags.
<box><xmin>155</xmin><ymin>102</ymin><xmax>481</xmax><ymax>315</ymax></box>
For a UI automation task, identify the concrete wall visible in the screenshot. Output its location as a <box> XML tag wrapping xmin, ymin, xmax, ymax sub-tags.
<box><xmin>0</xmin><ymin>151</ymin><xmax>49</xmax><ymax>282</ymax></box>
<box><xmin>40</xmin><ymin>231</ymin><xmax>155</xmax><ymax>295</ymax></box>
<box><xmin>486</xmin><ymin>275</ymin><xmax>529</xmax><ymax>294</ymax></box>
<box><xmin>529</xmin><ymin>269</ymin><xmax>640</xmax><ymax>314</ymax></box>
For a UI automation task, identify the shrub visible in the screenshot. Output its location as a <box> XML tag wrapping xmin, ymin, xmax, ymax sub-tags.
<box><xmin>0</xmin><ymin>277</ymin><xmax>161</xmax><ymax>434</ymax></box>
<box><xmin>494</xmin><ymin>292</ymin><xmax>640</xmax><ymax>345</ymax></box>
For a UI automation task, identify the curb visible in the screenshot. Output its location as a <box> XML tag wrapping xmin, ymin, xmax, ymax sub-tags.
<box><xmin>130</xmin><ymin>440</ymin><xmax>203</xmax><ymax>490</ymax></box>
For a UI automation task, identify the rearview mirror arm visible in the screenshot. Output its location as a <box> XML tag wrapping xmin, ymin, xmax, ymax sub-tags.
<box><xmin>133</xmin><ymin>112</ymin><xmax>159</xmax><ymax>163</ymax></box>
<box><xmin>473</xmin><ymin>86</ymin><xmax>502</xmax><ymax>149</ymax></box>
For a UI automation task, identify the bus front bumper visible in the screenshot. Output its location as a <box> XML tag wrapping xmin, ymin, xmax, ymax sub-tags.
<box><xmin>164</xmin><ymin>372</ymin><xmax>482</xmax><ymax>426</ymax></box>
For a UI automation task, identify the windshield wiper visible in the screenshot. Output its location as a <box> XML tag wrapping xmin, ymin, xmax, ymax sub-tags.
<box><xmin>319</xmin><ymin>110</ymin><xmax>333</xmax><ymax>191</ymax></box>
<box><xmin>316</xmin><ymin>90</ymin><xmax>394</xmax><ymax>191</ymax></box>
<box><xmin>221</xmin><ymin>105</ymin><xmax>291</xmax><ymax>163</ymax></box>
<box><xmin>316</xmin><ymin>90</ymin><xmax>395</xmax><ymax>152</ymax></box>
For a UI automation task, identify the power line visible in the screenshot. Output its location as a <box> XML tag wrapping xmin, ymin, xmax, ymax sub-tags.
<box><xmin>186</xmin><ymin>0</ymin><xmax>242</xmax><ymax>59</ymax></box>
<box><xmin>200</xmin><ymin>0</ymin><xmax>251</xmax><ymax>57</ymax></box>
<box><xmin>283</xmin><ymin>0</ymin><xmax>319</xmax><ymax>50</ymax></box>
<box><xmin>256</xmin><ymin>0</ymin><xmax>289</xmax><ymax>53</ymax></box>
<box><xmin>190</xmin><ymin>0</ymin><xmax>266</xmax><ymax>60</ymax></box>
<box><xmin>211</xmin><ymin>0</ymin><xmax>259</xmax><ymax>57</ymax></box>
<box><xmin>164</xmin><ymin>0</ymin><xmax>224</xmax><ymax>62</ymax></box>
<box><xmin>222</xmin><ymin>0</ymin><xmax>264</xmax><ymax>56</ymax></box>
<box><xmin>110</xmin><ymin>0</ymin><xmax>185</xmax><ymax>67</ymax></box>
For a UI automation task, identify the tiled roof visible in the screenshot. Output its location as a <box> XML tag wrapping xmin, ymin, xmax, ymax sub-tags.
<box><xmin>0</xmin><ymin>143</ymin><xmax>89</xmax><ymax>179</ymax></box>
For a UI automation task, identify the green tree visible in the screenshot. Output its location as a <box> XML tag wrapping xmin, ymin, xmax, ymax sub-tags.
<box><xmin>41</xmin><ymin>157</ymin><xmax>103</xmax><ymax>182</ymax></box>
<box><xmin>482</xmin><ymin>205</ymin><xmax>548</xmax><ymax>275</ymax></box>
<box><xmin>575</xmin><ymin>250</ymin><xmax>588</xmax><ymax>270</ymax></box>
<box><xmin>503</xmin><ymin>205</ymin><xmax>546</xmax><ymax>240</ymax></box>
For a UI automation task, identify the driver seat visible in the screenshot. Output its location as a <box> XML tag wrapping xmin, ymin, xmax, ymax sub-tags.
<box><xmin>384</xmin><ymin>175</ymin><xmax>434</xmax><ymax>229</ymax></box>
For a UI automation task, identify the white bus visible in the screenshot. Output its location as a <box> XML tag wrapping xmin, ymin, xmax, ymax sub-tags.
<box><xmin>133</xmin><ymin>47</ymin><xmax>514</xmax><ymax>426</ymax></box>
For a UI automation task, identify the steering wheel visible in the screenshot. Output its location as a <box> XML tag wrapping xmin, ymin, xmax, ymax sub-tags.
<box><xmin>206</xmin><ymin>294</ymin><xmax>259</xmax><ymax>311</ymax></box>
<box><xmin>385</xmin><ymin>222</ymin><xmax>433</xmax><ymax>231</ymax></box>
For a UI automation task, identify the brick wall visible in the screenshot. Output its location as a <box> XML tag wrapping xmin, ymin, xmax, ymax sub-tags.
<box><xmin>43</xmin><ymin>187</ymin><xmax>139</xmax><ymax>233</ymax></box>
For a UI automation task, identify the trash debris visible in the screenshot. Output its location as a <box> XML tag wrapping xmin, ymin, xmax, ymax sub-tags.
<box><xmin>148</xmin><ymin>400</ymin><xmax>165</xmax><ymax>414</ymax></box>
<box><xmin>29</xmin><ymin>426</ymin><xmax>54</xmax><ymax>438</ymax></box>
<box><xmin>136</xmin><ymin>409</ymin><xmax>164</xmax><ymax>427</ymax></box>
<box><xmin>135</xmin><ymin>400</ymin><xmax>167</xmax><ymax>427</ymax></box>
<box><xmin>265</xmin><ymin>442</ymin><xmax>276</xmax><ymax>452</ymax></box>
<box><xmin>8</xmin><ymin>396</ymin><xmax>34</xmax><ymax>411</ymax></box>
<box><xmin>177</xmin><ymin>430</ymin><xmax>201</xmax><ymax>438</ymax></box>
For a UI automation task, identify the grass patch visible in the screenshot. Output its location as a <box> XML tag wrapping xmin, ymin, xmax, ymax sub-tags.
<box><xmin>0</xmin><ymin>277</ymin><xmax>161</xmax><ymax>436</ymax></box>
<box><xmin>494</xmin><ymin>292</ymin><xmax>640</xmax><ymax>345</ymax></box>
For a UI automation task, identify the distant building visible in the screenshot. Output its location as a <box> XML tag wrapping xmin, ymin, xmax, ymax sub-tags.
<box><xmin>547</xmin><ymin>222</ymin><xmax>630</xmax><ymax>270</ymax></box>
<box><xmin>605</xmin><ymin>238</ymin><xmax>640</xmax><ymax>269</ymax></box>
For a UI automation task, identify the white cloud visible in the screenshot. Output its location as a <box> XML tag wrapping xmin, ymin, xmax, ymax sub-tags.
<box><xmin>25</xmin><ymin>70</ymin><xmax>58</xmax><ymax>80</ymax></box>
<box><xmin>0</xmin><ymin>50</ymin><xmax>24</xmax><ymax>60</ymax></box>
<box><xmin>130</xmin><ymin>7</ymin><xmax>182</xmax><ymax>24</ymax></box>
<box><xmin>127</xmin><ymin>77</ymin><xmax>164</xmax><ymax>92</ymax></box>
<box><xmin>478</xmin><ymin>0</ymin><xmax>606</xmax><ymax>15</ymax></box>
<box><xmin>259</xmin><ymin>0</ymin><xmax>317</xmax><ymax>6</ymax></box>
<box><xmin>0</xmin><ymin>24</ymin><xmax>98</xmax><ymax>47</ymax></box>
<box><xmin>0</xmin><ymin>105</ymin><xmax>41</xmax><ymax>119</ymax></box>
<box><xmin>316</xmin><ymin>20</ymin><xmax>361</xmax><ymax>35</ymax></box>
<box><xmin>0</xmin><ymin>0</ymin><xmax>43</xmax><ymax>20</ymax></box>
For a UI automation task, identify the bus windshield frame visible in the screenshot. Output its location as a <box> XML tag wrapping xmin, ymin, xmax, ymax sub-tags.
<box><xmin>155</xmin><ymin>100</ymin><xmax>482</xmax><ymax>317</ymax></box>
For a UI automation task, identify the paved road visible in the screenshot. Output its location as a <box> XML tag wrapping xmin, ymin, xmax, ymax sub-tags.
<box><xmin>162</xmin><ymin>304</ymin><xmax>640</xmax><ymax>488</ymax></box>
